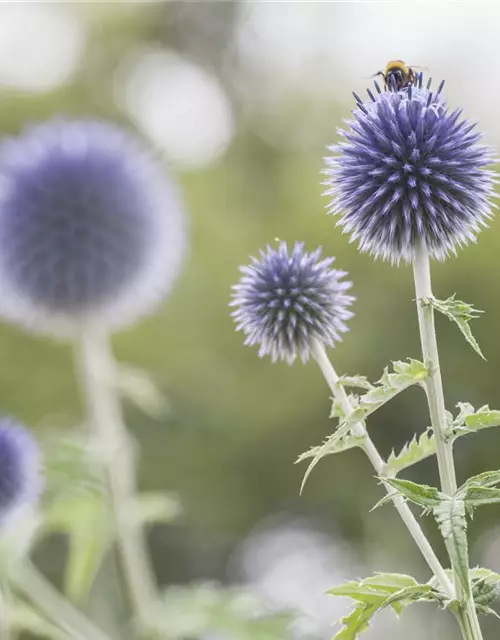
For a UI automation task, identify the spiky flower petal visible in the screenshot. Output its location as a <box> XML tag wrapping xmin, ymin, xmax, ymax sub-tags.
<box><xmin>0</xmin><ymin>419</ymin><xmax>42</xmax><ymax>524</ymax></box>
<box><xmin>0</xmin><ymin>119</ymin><xmax>186</xmax><ymax>336</ymax></box>
<box><xmin>230</xmin><ymin>241</ymin><xmax>354</xmax><ymax>364</ymax></box>
<box><xmin>325</xmin><ymin>78</ymin><xmax>497</xmax><ymax>263</ymax></box>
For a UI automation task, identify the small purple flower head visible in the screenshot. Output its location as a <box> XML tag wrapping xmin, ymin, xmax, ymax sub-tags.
<box><xmin>0</xmin><ymin>419</ymin><xmax>42</xmax><ymax>524</ymax></box>
<box><xmin>324</xmin><ymin>77</ymin><xmax>497</xmax><ymax>263</ymax></box>
<box><xmin>0</xmin><ymin>119</ymin><xmax>186</xmax><ymax>336</ymax></box>
<box><xmin>230</xmin><ymin>241</ymin><xmax>354</xmax><ymax>364</ymax></box>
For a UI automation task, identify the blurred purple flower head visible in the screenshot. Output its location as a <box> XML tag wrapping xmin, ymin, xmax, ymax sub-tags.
<box><xmin>324</xmin><ymin>78</ymin><xmax>497</xmax><ymax>263</ymax></box>
<box><xmin>0</xmin><ymin>119</ymin><xmax>187</xmax><ymax>336</ymax></box>
<box><xmin>0</xmin><ymin>419</ymin><xmax>42</xmax><ymax>523</ymax></box>
<box><xmin>230</xmin><ymin>241</ymin><xmax>354</xmax><ymax>364</ymax></box>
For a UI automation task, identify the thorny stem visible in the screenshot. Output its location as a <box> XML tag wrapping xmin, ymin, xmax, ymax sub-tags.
<box><xmin>412</xmin><ymin>243</ymin><xmax>483</xmax><ymax>640</ymax></box>
<box><xmin>74</xmin><ymin>327</ymin><xmax>159</xmax><ymax>635</ymax></box>
<box><xmin>310</xmin><ymin>338</ymin><xmax>454</xmax><ymax>600</ymax></box>
<box><xmin>13</xmin><ymin>562</ymin><xmax>113</xmax><ymax>640</ymax></box>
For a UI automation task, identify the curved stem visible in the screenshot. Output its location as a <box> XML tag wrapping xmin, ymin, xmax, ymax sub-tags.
<box><xmin>74</xmin><ymin>327</ymin><xmax>159</xmax><ymax>634</ymax></box>
<box><xmin>412</xmin><ymin>243</ymin><xmax>483</xmax><ymax>639</ymax></box>
<box><xmin>310</xmin><ymin>339</ymin><xmax>454</xmax><ymax>599</ymax></box>
<box><xmin>13</xmin><ymin>562</ymin><xmax>113</xmax><ymax>640</ymax></box>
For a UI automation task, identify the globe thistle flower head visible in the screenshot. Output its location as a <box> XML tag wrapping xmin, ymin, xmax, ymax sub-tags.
<box><xmin>0</xmin><ymin>419</ymin><xmax>42</xmax><ymax>524</ymax></box>
<box><xmin>0</xmin><ymin>119</ymin><xmax>186</xmax><ymax>336</ymax></box>
<box><xmin>325</xmin><ymin>75</ymin><xmax>497</xmax><ymax>263</ymax></box>
<box><xmin>230</xmin><ymin>241</ymin><xmax>354</xmax><ymax>364</ymax></box>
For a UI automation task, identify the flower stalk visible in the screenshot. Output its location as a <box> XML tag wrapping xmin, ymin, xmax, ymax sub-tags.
<box><xmin>412</xmin><ymin>243</ymin><xmax>483</xmax><ymax>639</ymax></box>
<box><xmin>74</xmin><ymin>326</ymin><xmax>159</xmax><ymax>634</ymax></box>
<box><xmin>310</xmin><ymin>338</ymin><xmax>454</xmax><ymax>600</ymax></box>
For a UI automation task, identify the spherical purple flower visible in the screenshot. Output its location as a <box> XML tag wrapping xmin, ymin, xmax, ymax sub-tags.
<box><xmin>0</xmin><ymin>119</ymin><xmax>186</xmax><ymax>336</ymax></box>
<box><xmin>230</xmin><ymin>241</ymin><xmax>354</xmax><ymax>364</ymax></box>
<box><xmin>0</xmin><ymin>419</ymin><xmax>42</xmax><ymax>523</ymax></box>
<box><xmin>324</xmin><ymin>78</ymin><xmax>497</xmax><ymax>263</ymax></box>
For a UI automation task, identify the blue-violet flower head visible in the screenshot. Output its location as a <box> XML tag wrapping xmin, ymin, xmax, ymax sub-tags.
<box><xmin>0</xmin><ymin>119</ymin><xmax>187</xmax><ymax>336</ymax></box>
<box><xmin>230</xmin><ymin>241</ymin><xmax>354</xmax><ymax>364</ymax></box>
<box><xmin>324</xmin><ymin>78</ymin><xmax>497</xmax><ymax>263</ymax></box>
<box><xmin>0</xmin><ymin>419</ymin><xmax>42</xmax><ymax>524</ymax></box>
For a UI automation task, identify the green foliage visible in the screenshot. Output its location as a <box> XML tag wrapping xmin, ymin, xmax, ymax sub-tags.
<box><xmin>299</xmin><ymin>360</ymin><xmax>427</xmax><ymax>491</ymax></box>
<box><xmin>336</xmin><ymin>375</ymin><xmax>375</xmax><ymax>391</ymax></box>
<box><xmin>386</xmin><ymin>429</ymin><xmax>436</xmax><ymax>476</ymax></box>
<box><xmin>42</xmin><ymin>490</ymin><xmax>113</xmax><ymax>603</ymax></box>
<box><xmin>423</xmin><ymin>295</ymin><xmax>485</xmax><ymax>359</ymax></box>
<box><xmin>154</xmin><ymin>583</ymin><xmax>292</xmax><ymax>640</ymax></box>
<box><xmin>457</xmin><ymin>470</ymin><xmax>500</xmax><ymax>512</ymax></box>
<box><xmin>380</xmin><ymin>478</ymin><xmax>444</xmax><ymax>510</ymax></box>
<box><xmin>433</xmin><ymin>496</ymin><xmax>470</xmax><ymax>594</ymax></box>
<box><xmin>117</xmin><ymin>364</ymin><xmax>170</xmax><ymax>419</ymax></box>
<box><xmin>328</xmin><ymin>573</ymin><xmax>441</xmax><ymax>639</ymax></box>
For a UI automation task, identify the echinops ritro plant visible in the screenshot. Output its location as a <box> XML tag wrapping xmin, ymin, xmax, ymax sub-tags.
<box><xmin>231</xmin><ymin>73</ymin><xmax>500</xmax><ymax>640</ymax></box>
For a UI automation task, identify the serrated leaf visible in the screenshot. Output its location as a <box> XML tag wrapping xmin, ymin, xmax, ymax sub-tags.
<box><xmin>475</xmin><ymin>604</ymin><xmax>500</xmax><ymax>619</ymax></box>
<box><xmin>362</xmin><ymin>359</ymin><xmax>427</xmax><ymax>407</ymax></box>
<box><xmin>300</xmin><ymin>420</ymin><xmax>360</xmax><ymax>492</ymax></box>
<box><xmin>382</xmin><ymin>478</ymin><xmax>444</xmax><ymax>509</ymax></box>
<box><xmin>337</xmin><ymin>375</ymin><xmax>375</xmax><ymax>391</ymax></box>
<box><xmin>424</xmin><ymin>295</ymin><xmax>485</xmax><ymax>359</ymax></box>
<box><xmin>330</xmin><ymin>394</ymin><xmax>359</xmax><ymax>419</ymax></box>
<box><xmin>458</xmin><ymin>470</ymin><xmax>500</xmax><ymax>512</ymax></box>
<box><xmin>472</xmin><ymin>578</ymin><xmax>500</xmax><ymax>607</ymax></box>
<box><xmin>300</xmin><ymin>360</ymin><xmax>427</xmax><ymax>491</ymax></box>
<box><xmin>328</xmin><ymin>573</ymin><xmax>418</xmax><ymax>603</ymax></box>
<box><xmin>333</xmin><ymin>601</ymin><xmax>379</xmax><ymax>640</ymax></box>
<box><xmin>433</xmin><ymin>497</ymin><xmax>470</xmax><ymax>594</ymax></box>
<box><xmin>330</xmin><ymin>574</ymin><xmax>440</xmax><ymax>640</ymax></box>
<box><xmin>464</xmin><ymin>407</ymin><xmax>500</xmax><ymax>430</ymax></box>
<box><xmin>386</xmin><ymin>429</ymin><xmax>436</xmax><ymax>476</ymax></box>
<box><xmin>296</xmin><ymin>433</ymin><xmax>365</xmax><ymax>463</ymax></box>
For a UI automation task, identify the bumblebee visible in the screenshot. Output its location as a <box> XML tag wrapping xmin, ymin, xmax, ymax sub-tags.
<box><xmin>375</xmin><ymin>60</ymin><xmax>417</xmax><ymax>91</ymax></box>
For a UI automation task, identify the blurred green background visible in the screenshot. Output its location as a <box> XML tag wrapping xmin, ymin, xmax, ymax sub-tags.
<box><xmin>2</xmin><ymin>2</ymin><xmax>500</xmax><ymax>639</ymax></box>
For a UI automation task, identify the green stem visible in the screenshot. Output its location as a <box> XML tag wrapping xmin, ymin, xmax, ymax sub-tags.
<box><xmin>0</xmin><ymin>581</ymin><xmax>11</xmax><ymax>640</ymax></box>
<box><xmin>74</xmin><ymin>327</ymin><xmax>159</xmax><ymax>634</ymax></box>
<box><xmin>13</xmin><ymin>562</ymin><xmax>113</xmax><ymax>640</ymax></box>
<box><xmin>310</xmin><ymin>339</ymin><xmax>454</xmax><ymax>600</ymax></box>
<box><xmin>412</xmin><ymin>243</ymin><xmax>483</xmax><ymax>639</ymax></box>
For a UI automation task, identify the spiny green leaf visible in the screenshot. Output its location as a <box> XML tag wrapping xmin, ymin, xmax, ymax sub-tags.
<box><xmin>299</xmin><ymin>420</ymin><xmax>361</xmax><ymax>493</ymax></box>
<box><xmin>328</xmin><ymin>573</ymin><xmax>418</xmax><ymax>603</ymax></box>
<box><xmin>296</xmin><ymin>433</ymin><xmax>364</xmax><ymax>464</ymax></box>
<box><xmin>337</xmin><ymin>375</ymin><xmax>375</xmax><ymax>391</ymax></box>
<box><xmin>475</xmin><ymin>605</ymin><xmax>500</xmax><ymax>619</ymax></box>
<box><xmin>386</xmin><ymin>429</ymin><xmax>436</xmax><ymax>476</ymax></box>
<box><xmin>464</xmin><ymin>407</ymin><xmax>500</xmax><ymax>430</ymax></box>
<box><xmin>330</xmin><ymin>574</ymin><xmax>441</xmax><ymax>639</ymax></box>
<box><xmin>331</xmin><ymin>394</ymin><xmax>359</xmax><ymax>419</ymax></box>
<box><xmin>333</xmin><ymin>601</ymin><xmax>380</xmax><ymax>640</ymax></box>
<box><xmin>472</xmin><ymin>577</ymin><xmax>500</xmax><ymax>607</ymax></box>
<box><xmin>445</xmin><ymin>404</ymin><xmax>500</xmax><ymax>441</ymax></box>
<box><xmin>423</xmin><ymin>295</ymin><xmax>485</xmax><ymax>359</ymax></box>
<box><xmin>300</xmin><ymin>360</ymin><xmax>427</xmax><ymax>491</ymax></box>
<box><xmin>457</xmin><ymin>470</ymin><xmax>500</xmax><ymax>512</ymax></box>
<box><xmin>382</xmin><ymin>478</ymin><xmax>444</xmax><ymax>509</ymax></box>
<box><xmin>433</xmin><ymin>497</ymin><xmax>470</xmax><ymax>594</ymax></box>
